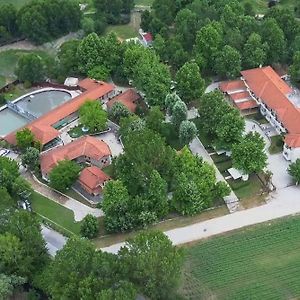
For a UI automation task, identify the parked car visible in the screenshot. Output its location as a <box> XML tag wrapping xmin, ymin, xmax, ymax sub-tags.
<box><xmin>0</xmin><ymin>149</ymin><xmax>10</xmax><ymax>156</ymax></box>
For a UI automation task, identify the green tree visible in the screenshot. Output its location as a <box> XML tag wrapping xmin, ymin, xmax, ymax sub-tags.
<box><xmin>119</xmin><ymin>230</ymin><xmax>183</xmax><ymax>300</ymax></box>
<box><xmin>215</xmin><ymin>108</ymin><xmax>245</xmax><ymax>150</ymax></box>
<box><xmin>215</xmin><ymin>45</ymin><xmax>241</xmax><ymax>79</ymax></box>
<box><xmin>288</xmin><ymin>159</ymin><xmax>300</xmax><ymax>185</ymax></box>
<box><xmin>16</xmin><ymin>128</ymin><xmax>35</xmax><ymax>151</ymax></box>
<box><xmin>101</xmin><ymin>180</ymin><xmax>133</xmax><ymax>232</ymax></box>
<box><xmin>81</xmin><ymin>17</ymin><xmax>95</xmax><ymax>35</ymax></box>
<box><xmin>289</xmin><ymin>51</ymin><xmax>300</xmax><ymax>85</ymax></box>
<box><xmin>0</xmin><ymin>157</ymin><xmax>19</xmax><ymax>193</ymax></box>
<box><xmin>49</xmin><ymin>160</ymin><xmax>81</xmax><ymax>192</ymax></box>
<box><xmin>109</xmin><ymin>102</ymin><xmax>131</xmax><ymax>123</ymax></box>
<box><xmin>0</xmin><ymin>188</ymin><xmax>14</xmax><ymax>211</ymax></box>
<box><xmin>88</xmin><ymin>65</ymin><xmax>110</xmax><ymax>81</ymax></box>
<box><xmin>243</xmin><ymin>33</ymin><xmax>267</xmax><ymax>69</ymax></box>
<box><xmin>145</xmin><ymin>170</ymin><xmax>169</xmax><ymax>219</ymax></box>
<box><xmin>79</xmin><ymin>101</ymin><xmax>108</xmax><ymax>132</ymax></box>
<box><xmin>198</xmin><ymin>91</ymin><xmax>228</xmax><ymax>136</ymax></box>
<box><xmin>146</xmin><ymin>106</ymin><xmax>164</xmax><ymax>133</ymax></box>
<box><xmin>171</xmin><ymin>100</ymin><xmax>187</xmax><ymax>128</ymax></box>
<box><xmin>179</xmin><ymin>120</ymin><xmax>198</xmax><ymax>145</ymax></box>
<box><xmin>58</xmin><ymin>39</ymin><xmax>80</xmax><ymax>77</ymax></box>
<box><xmin>80</xmin><ymin>214</ymin><xmax>99</xmax><ymax>239</ymax></box>
<box><xmin>21</xmin><ymin>147</ymin><xmax>40</xmax><ymax>171</ymax></box>
<box><xmin>0</xmin><ymin>4</ymin><xmax>18</xmax><ymax>37</ymax></box>
<box><xmin>12</xmin><ymin>176</ymin><xmax>33</xmax><ymax>201</ymax></box>
<box><xmin>175</xmin><ymin>61</ymin><xmax>205</xmax><ymax>103</ymax></box>
<box><xmin>119</xmin><ymin>115</ymin><xmax>145</xmax><ymax>138</ymax></box>
<box><xmin>0</xmin><ymin>274</ymin><xmax>25</xmax><ymax>300</ymax></box>
<box><xmin>260</xmin><ymin>18</ymin><xmax>286</xmax><ymax>64</ymax></box>
<box><xmin>1</xmin><ymin>210</ymin><xmax>49</xmax><ymax>281</ymax></box>
<box><xmin>232</xmin><ymin>132</ymin><xmax>267</xmax><ymax>175</ymax></box>
<box><xmin>153</xmin><ymin>34</ymin><xmax>167</xmax><ymax>61</ymax></box>
<box><xmin>194</xmin><ymin>23</ymin><xmax>223</xmax><ymax>72</ymax></box>
<box><xmin>15</xmin><ymin>53</ymin><xmax>46</xmax><ymax>84</ymax></box>
<box><xmin>165</xmin><ymin>92</ymin><xmax>181</xmax><ymax>113</ymax></box>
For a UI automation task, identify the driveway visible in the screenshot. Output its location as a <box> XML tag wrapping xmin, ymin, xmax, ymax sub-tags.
<box><xmin>95</xmin><ymin>131</ymin><xmax>123</xmax><ymax>157</ymax></box>
<box><xmin>41</xmin><ymin>225</ymin><xmax>67</xmax><ymax>256</ymax></box>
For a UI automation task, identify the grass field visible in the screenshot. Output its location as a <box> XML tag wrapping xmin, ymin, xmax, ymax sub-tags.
<box><xmin>180</xmin><ymin>215</ymin><xmax>300</xmax><ymax>300</ymax></box>
<box><xmin>31</xmin><ymin>192</ymin><xmax>81</xmax><ymax>235</ymax></box>
<box><xmin>0</xmin><ymin>50</ymin><xmax>51</xmax><ymax>88</ymax></box>
<box><xmin>106</xmin><ymin>24</ymin><xmax>138</xmax><ymax>40</ymax></box>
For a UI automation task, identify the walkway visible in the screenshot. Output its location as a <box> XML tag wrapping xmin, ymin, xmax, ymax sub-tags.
<box><xmin>41</xmin><ymin>225</ymin><xmax>67</xmax><ymax>256</ymax></box>
<box><xmin>23</xmin><ymin>172</ymin><xmax>103</xmax><ymax>221</ymax></box>
<box><xmin>101</xmin><ymin>185</ymin><xmax>300</xmax><ymax>254</ymax></box>
<box><xmin>189</xmin><ymin>137</ymin><xmax>240</xmax><ymax>213</ymax></box>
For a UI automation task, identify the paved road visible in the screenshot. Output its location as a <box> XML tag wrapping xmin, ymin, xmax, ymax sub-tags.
<box><xmin>101</xmin><ymin>185</ymin><xmax>300</xmax><ymax>254</ymax></box>
<box><xmin>41</xmin><ymin>225</ymin><xmax>67</xmax><ymax>256</ymax></box>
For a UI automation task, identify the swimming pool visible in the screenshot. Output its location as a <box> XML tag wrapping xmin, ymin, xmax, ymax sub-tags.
<box><xmin>0</xmin><ymin>89</ymin><xmax>73</xmax><ymax>136</ymax></box>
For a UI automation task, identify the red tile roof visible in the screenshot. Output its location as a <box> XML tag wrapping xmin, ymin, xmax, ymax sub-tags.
<box><xmin>78</xmin><ymin>166</ymin><xmax>110</xmax><ymax>195</ymax></box>
<box><xmin>219</xmin><ymin>80</ymin><xmax>246</xmax><ymax>93</ymax></box>
<box><xmin>235</xmin><ymin>100</ymin><xmax>258</xmax><ymax>111</ymax></box>
<box><xmin>142</xmin><ymin>32</ymin><xmax>153</xmax><ymax>43</ymax></box>
<box><xmin>106</xmin><ymin>89</ymin><xmax>140</xmax><ymax>113</ymax></box>
<box><xmin>241</xmin><ymin>66</ymin><xmax>300</xmax><ymax>147</ymax></box>
<box><xmin>285</xmin><ymin>134</ymin><xmax>300</xmax><ymax>148</ymax></box>
<box><xmin>229</xmin><ymin>91</ymin><xmax>251</xmax><ymax>102</ymax></box>
<box><xmin>4</xmin><ymin>79</ymin><xmax>115</xmax><ymax>146</ymax></box>
<box><xmin>40</xmin><ymin>136</ymin><xmax>111</xmax><ymax>175</ymax></box>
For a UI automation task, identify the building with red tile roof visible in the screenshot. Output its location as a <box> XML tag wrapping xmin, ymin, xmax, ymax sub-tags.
<box><xmin>221</xmin><ymin>66</ymin><xmax>300</xmax><ymax>162</ymax></box>
<box><xmin>78</xmin><ymin>166</ymin><xmax>111</xmax><ymax>196</ymax></box>
<box><xmin>106</xmin><ymin>89</ymin><xmax>141</xmax><ymax>113</ymax></box>
<box><xmin>40</xmin><ymin>136</ymin><xmax>111</xmax><ymax>179</ymax></box>
<box><xmin>4</xmin><ymin>79</ymin><xmax>115</xmax><ymax>146</ymax></box>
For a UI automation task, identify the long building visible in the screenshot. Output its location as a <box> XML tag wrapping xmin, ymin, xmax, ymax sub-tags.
<box><xmin>220</xmin><ymin>66</ymin><xmax>300</xmax><ymax>162</ymax></box>
<box><xmin>4</xmin><ymin>79</ymin><xmax>115</xmax><ymax>147</ymax></box>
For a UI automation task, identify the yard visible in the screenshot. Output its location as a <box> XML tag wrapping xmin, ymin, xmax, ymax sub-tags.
<box><xmin>106</xmin><ymin>24</ymin><xmax>138</xmax><ymax>40</ymax></box>
<box><xmin>180</xmin><ymin>215</ymin><xmax>300</xmax><ymax>299</ymax></box>
<box><xmin>269</xmin><ymin>135</ymin><xmax>284</xmax><ymax>154</ymax></box>
<box><xmin>0</xmin><ymin>0</ymin><xmax>30</xmax><ymax>8</ymax></box>
<box><xmin>242</xmin><ymin>0</ymin><xmax>299</xmax><ymax>13</ymax></box>
<box><xmin>31</xmin><ymin>192</ymin><xmax>82</xmax><ymax>235</ymax></box>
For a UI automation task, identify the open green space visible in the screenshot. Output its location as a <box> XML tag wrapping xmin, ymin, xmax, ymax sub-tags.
<box><xmin>269</xmin><ymin>135</ymin><xmax>284</xmax><ymax>154</ymax></box>
<box><xmin>0</xmin><ymin>50</ymin><xmax>51</xmax><ymax>88</ymax></box>
<box><xmin>31</xmin><ymin>192</ymin><xmax>81</xmax><ymax>235</ymax></box>
<box><xmin>106</xmin><ymin>24</ymin><xmax>137</xmax><ymax>40</ymax></box>
<box><xmin>0</xmin><ymin>0</ymin><xmax>30</xmax><ymax>9</ymax></box>
<box><xmin>246</xmin><ymin>112</ymin><xmax>269</xmax><ymax>125</ymax></box>
<box><xmin>180</xmin><ymin>215</ymin><xmax>300</xmax><ymax>300</ymax></box>
<box><xmin>135</xmin><ymin>0</ymin><xmax>154</xmax><ymax>6</ymax></box>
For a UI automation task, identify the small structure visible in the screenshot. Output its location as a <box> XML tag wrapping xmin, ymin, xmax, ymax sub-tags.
<box><xmin>78</xmin><ymin>166</ymin><xmax>111</xmax><ymax>196</ymax></box>
<box><xmin>106</xmin><ymin>89</ymin><xmax>141</xmax><ymax>113</ymax></box>
<box><xmin>228</xmin><ymin>167</ymin><xmax>248</xmax><ymax>181</ymax></box>
<box><xmin>64</xmin><ymin>77</ymin><xmax>79</xmax><ymax>87</ymax></box>
<box><xmin>139</xmin><ymin>29</ymin><xmax>153</xmax><ymax>47</ymax></box>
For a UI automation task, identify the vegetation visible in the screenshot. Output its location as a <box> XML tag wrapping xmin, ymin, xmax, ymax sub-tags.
<box><xmin>49</xmin><ymin>160</ymin><xmax>81</xmax><ymax>192</ymax></box>
<box><xmin>180</xmin><ymin>216</ymin><xmax>300</xmax><ymax>299</ymax></box>
<box><xmin>80</xmin><ymin>214</ymin><xmax>99</xmax><ymax>239</ymax></box>
<box><xmin>79</xmin><ymin>100</ymin><xmax>108</xmax><ymax>133</ymax></box>
<box><xmin>16</xmin><ymin>128</ymin><xmax>36</xmax><ymax>151</ymax></box>
<box><xmin>288</xmin><ymin>159</ymin><xmax>300</xmax><ymax>185</ymax></box>
<box><xmin>21</xmin><ymin>147</ymin><xmax>40</xmax><ymax>171</ymax></box>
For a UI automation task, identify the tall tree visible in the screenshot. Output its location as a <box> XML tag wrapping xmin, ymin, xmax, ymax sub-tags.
<box><xmin>79</xmin><ymin>100</ymin><xmax>108</xmax><ymax>132</ymax></box>
<box><xmin>288</xmin><ymin>159</ymin><xmax>300</xmax><ymax>185</ymax></box>
<box><xmin>80</xmin><ymin>214</ymin><xmax>99</xmax><ymax>239</ymax></box>
<box><xmin>0</xmin><ymin>157</ymin><xmax>19</xmax><ymax>193</ymax></box>
<box><xmin>16</xmin><ymin>128</ymin><xmax>35</xmax><ymax>151</ymax></box>
<box><xmin>49</xmin><ymin>160</ymin><xmax>81</xmax><ymax>192</ymax></box>
<box><xmin>232</xmin><ymin>132</ymin><xmax>267</xmax><ymax>175</ymax></box>
<box><xmin>15</xmin><ymin>53</ymin><xmax>46</xmax><ymax>84</ymax></box>
<box><xmin>175</xmin><ymin>61</ymin><xmax>205</xmax><ymax>103</ymax></box>
<box><xmin>119</xmin><ymin>231</ymin><xmax>183</xmax><ymax>300</ymax></box>
<box><xmin>243</xmin><ymin>33</ymin><xmax>267</xmax><ymax>69</ymax></box>
<box><xmin>215</xmin><ymin>45</ymin><xmax>241</xmax><ymax>79</ymax></box>
<box><xmin>21</xmin><ymin>147</ymin><xmax>40</xmax><ymax>171</ymax></box>
<box><xmin>179</xmin><ymin>120</ymin><xmax>198</xmax><ymax>145</ymax></box>
<box><xmin>171</xmin><ymin>100</ymin><xmax>187</xmax><ymax>128</ymax></box>
<box><xmin>289</xmin><ymin>51</ymin><xmax>300</xmax><ymax>85</ymax></box>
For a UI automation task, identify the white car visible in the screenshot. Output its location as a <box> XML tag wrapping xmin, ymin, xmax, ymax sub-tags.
<box><xmin>0</xmin><ymin>149</ymin><xmax>9</xmax><ymax>157</ymax></box>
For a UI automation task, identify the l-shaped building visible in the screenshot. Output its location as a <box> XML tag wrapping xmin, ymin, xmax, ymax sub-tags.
<box><xmin>220</xmin><ymin>66</ymin><xmax>300</xmax><ymax>162</ymax></box>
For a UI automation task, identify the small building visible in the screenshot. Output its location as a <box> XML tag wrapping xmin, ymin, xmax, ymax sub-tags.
<box><xmin>40</xmin><ymin>136</ymin><xmax>112</xmax><ymax>180</ymax></box>
<box><xmin>78</xmin><ymin>166</ymin><xmax>111</xmax><ymax>196</ymax></box>
<box><xmin>139</xmin><ymin>29</ymin><xmax>153</xmax><ymax>47</ymax></box>
<box><xmin>106</xmin><ymin>89</ymin><xmax>141</xmax><ymax>113</ymax></box>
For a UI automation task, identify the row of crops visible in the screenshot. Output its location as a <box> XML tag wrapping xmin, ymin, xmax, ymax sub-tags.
<box><xmin>180</xmin><ymin>216</ymin><xmax>300</xmax><ymax>299</ymax></box>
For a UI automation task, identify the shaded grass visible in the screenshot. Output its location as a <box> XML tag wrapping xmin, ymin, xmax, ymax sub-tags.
<box><xmin>180</xmin><ymin>215</ymin><xmax>300</xmax><ymax>300</ymax></box>
<box><xmin>135</xmin><ymin>0</ymin><xmax>154</xmax><ymax>6</ymax></box>
<box><xmin>106</xmin><ymin>24</ymin><xmax>137</xmax><ymax>40</ymax></box>
<box><xmin>31</xmin><ymin>191</ymin><xmax>82</xmax><ymax>235</ymax></box>
<box><xmin>269</xmin><ymin>135</ymin><xmax>283</xmax><ymax>154</ymax></box>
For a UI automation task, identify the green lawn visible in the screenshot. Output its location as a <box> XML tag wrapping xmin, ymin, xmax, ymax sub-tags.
<box><xmin>135</xmin><ymin>0</ymin><xmax>154</xmax><ymax>6</ymax></box>
<box><xmin>246</xmin><ymin>112</ymin><xmax>269</xmax><ymax>125</ymax></box>
<box><xmin>180</xmin><ymin>215</ymin><xmax>300</xmax><ymax>300</ymax></box>
<box><xmin>269</xmin><ymin>135</ymin><xmax>284</xmax><ymax>154</ymax></box>
<box><xmin>106</xmin><ymin>24</ymin><xmax>137</xmax><ymax>40</ymax></box>
<box><xmin>0</xmin><ymin>50</ymin><xmax>51</xmax><ymax>88</ymax></box>
<box><xmin>242</xmin><ymin>0</ymin><xmax>299</xmax><ymax>13</ymax></box>
<box><xmin>31</xmin><ymin>192</ymin><xmax>81</xmax><ymax>235</ymax></box>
